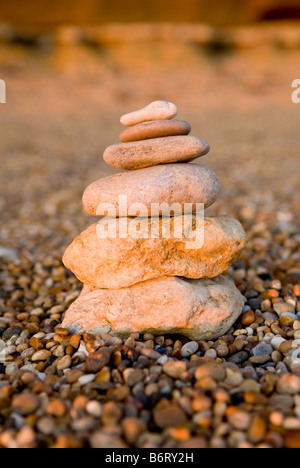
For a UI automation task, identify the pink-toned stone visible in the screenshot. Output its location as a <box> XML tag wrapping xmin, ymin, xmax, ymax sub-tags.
<box><xmin>63</xmin><ymin>216</ymin><xmax>246</xmax><ymax>289</ymax></box>
<box><xmin>82</xmin><ymin>164</ymin><xmax>219</xmax><ymax>217</ymax></box>
<box><xmin>120</xmin><ymin>100</ymin><xmax>177</xmax><ymax>126</ymax></box>
<box><xmin>103</xmin><ymin>135</ymin><xmax>209</xmax><ymax>170</ymax></box>
<box><xmin>119</xmin><ymin>119</ymin><xmax>191</xmax><ymax>142</ymax></box>
<box><xmin>62</xmin><ymin>275</ymin><xmax>244</xmax><ymax>341</ymax></box>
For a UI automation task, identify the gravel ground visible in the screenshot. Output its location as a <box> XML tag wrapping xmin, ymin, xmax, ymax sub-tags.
<box><xmin>0</xmin><ymin>38</ymin><xmax>299</xmax><ymax>448</ymax></box>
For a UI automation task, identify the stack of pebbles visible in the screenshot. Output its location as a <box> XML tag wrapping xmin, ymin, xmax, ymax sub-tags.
<box><xmin>63</xmin><ymin>101</ymin><xmax>247</xmax><ymax>340</ymax></box>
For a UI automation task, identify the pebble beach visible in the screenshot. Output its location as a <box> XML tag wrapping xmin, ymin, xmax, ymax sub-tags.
<box><xmin>0</xmin><ymin>28</ymin><xmax>300</xmax><ymax>448</ymax></box>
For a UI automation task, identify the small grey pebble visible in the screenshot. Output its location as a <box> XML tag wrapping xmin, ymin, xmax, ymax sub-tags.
<box><xmin>180</xmin><ymin>341</ymin><xmax>198</xmax><ymax>357</ymax></box>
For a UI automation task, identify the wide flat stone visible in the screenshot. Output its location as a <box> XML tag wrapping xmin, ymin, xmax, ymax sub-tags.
<box><xmin>119</xmin><ymin>119</ymin><xmax>191</xmax><ymax>142</ymax></box>
<box><xmin>120</xmin><ymin>100</ymin><xmax>177</xmax><ymax>126</ymax></box>
<box><xmin>83</xmin><ymin>163</ymin><xmax>220</xmax><ymax>217</ymax></box>
<box><xmin>63</xmin><ymin>216</ymin><xmax>247</xmax><ymax>289</ymax></box>
<box><xmin>103</xmin><ymin>135</ymin><xmax>209</xmax><ymax>170</ymax></box>
<box><xmin>62</xmin><ymin>275</ymin><xmax>244</xmax><ymax>341</ymax></box>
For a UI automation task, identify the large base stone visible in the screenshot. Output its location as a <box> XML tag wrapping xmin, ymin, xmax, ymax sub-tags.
<box><xmin>62</xmin><ymin>275</ymin><xmax>244</xmax><ymax>341</ymax></box>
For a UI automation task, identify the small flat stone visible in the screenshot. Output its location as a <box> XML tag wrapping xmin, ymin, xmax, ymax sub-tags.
<box><xmin>285</xmin><ymin>430</ymin><xmax>300</xmax><ymax>449</ymax></box>
<box><xmin>119</xmin><ymin>119</ymin><xmax>191</xmax><ymax>142</ymax></box>
<box><xmin>12</xmin><ymin>393</ymin><xmax>40</xmax><ymax>415</ymax></box>
<box><xmin>120</xmin><ymin>101</ymin><xmax>177</xmax><ymax>126</ymax></box>
<box><xmin>83</xmin><ymin>164</ymin><xmax>219</xmax><ymax>217</ymax></box>
<box><xmin>163</xmin><ymin>361</ymin><xmax>187</xmax><ymax>379</ymax></box>
<box><xmin>3</xmin><ymin>326</ymin><xmax>22</xmax><ymax>341</ymax></box>
<box><xmin>277</xmin><ymin>374</ymin><xmax>300</xmax><ymax>394</ymax></box>
<box><xmin>78</xmin><ymin>374</ymin><xmax>96</xmax><ymax>386</ymax></box>
<box><xmin>274</xmin><ymin>302</ymin><xmax>295</xmax><ymax>316</ymax></box>
<box><xmin>0</xmin><ymin>247</ymin><xmax>18</xmax><ymax>262</ymax></box>
<box><xmin>122</xmin><ymin>417</ymin><xmax>146</xmax><ymax>445</ymax></box>
<box><xmin>85</xmin><ymin>348</ymin><xmax>112</xmax><ymax>373</ymax></box>
<box><xmin>195</xmin><ymin>363</ymin><xmax>226</xmax><ymax>382</ymax></box>
<box><xmin>103</xmin><ymin>135</ymin><xmax>209</xmax><ymax>170</ymax></box>
<box><xmin>181</xmin><ymin>341</ymin><xmax>199</xmax><ymax>358</ymax></box>
<box><xmin>56</xmin><ymin>355</ymin><xmax>72</xmax><ymax>371</ymax></box>
<box><xmin>248</xmin><ymin>416</ymin><xmax>267</xmax><ymax>444</ymax></box>
<box><xmin>153</xmin><ymin>405</ymin><xmax>187</xmax><ymax>429</ymax></box>
<box><xmin>249</xmin><ymin>354</ymin><xmax>270</xmax><ymax>364</ymax></box>
<box><xmin>228</xmin><ymin>351</ymin><xmax>249</xmax><ymax>364</ymax></box>
<box><xmin>31</xmin><ymin>350</ymin><xmax>51</xmax><ymax>361</ymax></box>
<box><xmin>228</xmin><ymin>411</ymin><xmax>251</xmax><ymax>430</ymax></box>
<box><xmin>47</xmin><ymin>399</ymin><xmax>67</xmax><ymax>418</ymax></box>
<box><xmin>271</xmin><ymin>336</ymin><xmax>286</xmax><ymax>350</ymax></box>
<box><xmin>252</xmin><ymin>343</ymin><xmax>273</xmax><ymax>356</ymax></box>
<box><xmin>126</xmin><ymin>369</ymin><xmax>144</xmax><ymax>386</ymax></box>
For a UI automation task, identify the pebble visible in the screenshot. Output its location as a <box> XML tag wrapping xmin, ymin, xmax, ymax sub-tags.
<box><xmin>6</xmin><ymin>363</ymin><xmax>18</xmax><ymax>375</ymax></box>
<box><xmin>103</xmin><ymin>135</ymin><xmax>210</xmax><ymax>170</ymax></box>
<box><xmin>139</xmin><ymin>348</ymin><xmax>161</xmax><ymax>360</ymax></box>
<box><xmin>228</xmin><ymin>411</ymin><xmax>251</xmax><ymax>430</ymax></box>
<box><xmin>163</xmin><ymin>361</ymin><xmax>187</xmax><ymax>379</ymax></box>
<box><xmin>120</xmin><ymin>100</ymin><xmax>177</xmax><ymax>126</ymax></box>
<box><xmin>229</xmin><ymin>351</ymin><xmax>249</xmax><ymax>364</ymax></box>
<box><xmin>0</xmin><ymin>247</ymin><xmax>18</xmax><ymax>262</ymax></box>
<box><xmin>56</xmin><ymin>355</ymin><xmax>72</xmax><ymax>371</ymax></box>
<box><xmin>86</xmin><ymin>401</ymin><xmax>102</xmax><ymax>418</ymax></box>
<box><xmin>12</xmin><ymin>393</ymin><xmax>40</xmax><ymax>415</ymax></box>
<box><xmin>252</xmin><ymin>343</ymin><xmax>273</xmax><ymax>356</ymax></box>
<box><xmin>0</xmin><ymin>345</ymin><xmax>17</xmax><ymax>355</ymax></box>
<box><xmin>126</xmin><ymin>369</ymin><xmax>144</xmax><ymax>387</ymax></box>
<box><xmin>122</xmin><ymin>417</ymin><xmax>146</xmax><ymax>445</ymax></box>
<box><xmin>47</xmin><ymin>399</ymin><xmax>67</xmax><ymax>418</ymax></box>
<box><xmin>36</xmin><ymin>417</ymin><xmax>56</xmax><ymax>436</ymax></box>
<box><xmin>241</xmin><ymin>310</ymin><xmax>255</xmax><ymax>326</ymax></box>
<box><xmin>153</xmin><ymin>405</ymin><xmax>187</xmax><ymax>429</ymax></box>
<box><xmin>271</xmin><ymin>336</ymin><xmax>286</xmax><ymax>350</ymax></box>
<box><xmin>31</xmin><ymin>350</ymin><xmax>51</xmax><ymax>361</ymax></box>
<box><xmin>274</xmin><ymin>302</ymin><xmax>295</xmax><ymax>316</ymax></box>
<box><xmin>248</xmin><ymin>416</ymin><xmax>267</xmax><ymax>444</ymax></box>
<box><xmin>204</xmin><ymin>349</ymin><xmax>217</xmax><ymax>359</ymax></box>
<box><xmin>195</xmin><ymin>363</ymin><xmax>226</xmax><ymax>382</ymax></box>
<box><xmin>85</xmin><ymin>348</ymin><xmax>112</xmax><ymax>373</ymax></box>
<box><xmin>3</xmin><ymin>326</ymin><xmax>22</xmax><ymax>341</ymax></box>
<box><xmin>78</xmin><ymin>374</ymin><xmax>96</xmax><ymax>386</ymax></box>
<box><xmin>181</xmin><ymin>341</ymin><xmax>198</xmax><ymax>357</ymax></box>
<box><xmin>119</xmin><ymin>119</ymin><xmax>191</xmax><ymax>142</ymax></box>
<box><xmin>277</xmin><ymin>375</ymin><xmax>300</xmax><ymax>394</ymax></box>
<box><xmin>249</xmin><ymin>354</ymin><xmax>270</xmax><ymax>364</ymax></box>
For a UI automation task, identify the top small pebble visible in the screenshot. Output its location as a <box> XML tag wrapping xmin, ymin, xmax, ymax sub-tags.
<box><xmin>120</xmin><ymin>100</ymin><xmax>178</xmax><ymax>126</ymax></box>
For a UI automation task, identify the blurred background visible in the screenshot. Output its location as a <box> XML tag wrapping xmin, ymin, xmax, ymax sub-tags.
<box><xmin>0</xmin><ymin>0</ymin><xmax>299</xmax><ymax>272</ymax></box>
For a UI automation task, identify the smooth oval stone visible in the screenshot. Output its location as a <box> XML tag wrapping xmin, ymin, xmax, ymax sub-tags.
<box><xmin>119</xmin><ymin>119</ymin><xmax>191</xmax><ymax>142</ymax></box>
<box><xmin>83</xmin><ymin>164</ymin><xmax>219</xmax><ymax>217</ymax></box>
<box><xmin>63</xmin><ymin>216</ymin><xmax>247</xmax><ymax>289</ymax></box>
<box><xmin>120</xmin><ymin>101</ymin><xmax>177</xmax><ymax>126</ymax></box>
<box><xmin>62</xmin><ymin>275</ymin><xmax>244</xmax><ymax>341</ymax></box>
<box><xmin>104</xmin><ymin>135</ymin><xmax>209</xmax><ymax>170</ymax></box>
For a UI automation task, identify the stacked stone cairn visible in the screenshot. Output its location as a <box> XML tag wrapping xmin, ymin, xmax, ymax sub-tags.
<box><xmin>62</xmin><ymin>101</ymin><xmax>247</xmax><ymax>340</ymax></box>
